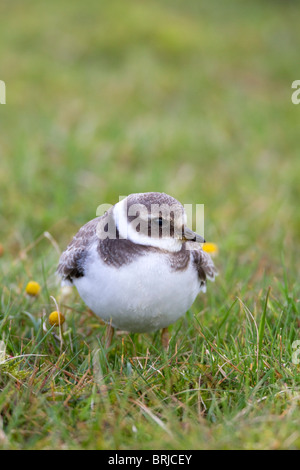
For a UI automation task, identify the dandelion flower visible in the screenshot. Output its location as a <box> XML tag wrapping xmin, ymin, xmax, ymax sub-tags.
<box><xmin>25</xmin><ymin>281</ymin><xmax>41</xmax><ymax>296</ymax></box>
<box><xmin>49</xmin><ymin>311</ymin><xmax>65</xmax><ymax>327</ymax></box>
<box><xmin>202</xmin><ymin>242</ymin><xmax>219</xmax><ymax>256</ymax></box>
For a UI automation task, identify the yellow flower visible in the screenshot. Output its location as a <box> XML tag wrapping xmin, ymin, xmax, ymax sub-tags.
<box><xmin>202</xmin><ymin>242</ymin><xmax>219</xmax><ymax>256</ymax></box>
<box><xmin>25</xmin><ymin>281</ymin><xmax>41</xmax><ymax>296</ymax></box>
<box><xmin>49</xmin><ymin>311</ymin><xmax>65</xmax><ymax>327</ymax></box>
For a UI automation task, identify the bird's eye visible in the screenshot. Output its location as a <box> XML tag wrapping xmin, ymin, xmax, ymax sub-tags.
<box><xmin>154</xmin><ymin>217</ymin><xmax>163</xmax><ymax>226</ymax></box>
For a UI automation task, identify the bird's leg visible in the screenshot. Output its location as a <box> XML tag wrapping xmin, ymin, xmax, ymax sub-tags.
<box><xmin>105</xmin><ymin>323</ymin><xmax>115</xmax><ymax>349</ymax></box>
<box><xmin>161</xmin><ymin>327</ymin><xmax>170</xmax><ymax>350</ymax></box>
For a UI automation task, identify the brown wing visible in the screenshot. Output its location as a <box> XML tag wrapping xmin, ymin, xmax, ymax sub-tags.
<box><xmin>57</xmin><ymin>218</ymin><xmax>100</xmax><ymax>283</ymax></box>
<box><xmin>190</xmin><ymin>245</ymin><xmax>217</xmax><ymax>291</ymax></box>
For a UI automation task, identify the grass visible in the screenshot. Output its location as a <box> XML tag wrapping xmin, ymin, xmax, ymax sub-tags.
<box><xmin>0</xmin><ymin>0</ymin><xmax>300</xmax><ymax>450</ymax></box>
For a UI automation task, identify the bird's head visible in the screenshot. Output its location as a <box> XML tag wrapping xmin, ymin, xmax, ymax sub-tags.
<box><xmin>113</xmin><ymin>192</ymin><xmax>205</xmax><ymax>252</ymax></box>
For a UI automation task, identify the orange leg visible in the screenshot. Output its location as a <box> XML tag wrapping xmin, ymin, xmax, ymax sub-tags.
<box><xmin>161</xmin><ymin>327</ymin><xmax>170</xmax><ymax>350</ymax></box>
<box><xmin>105</xmin><ymin>323</ymin><xmax>115</xmax><ymax>349</ymax></box>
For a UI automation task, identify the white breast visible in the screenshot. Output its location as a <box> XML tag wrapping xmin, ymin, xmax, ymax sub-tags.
<box><xmin>74</xmin><ymin>246</ymin><xmax>202</xmax><ymax>332</ymax></box>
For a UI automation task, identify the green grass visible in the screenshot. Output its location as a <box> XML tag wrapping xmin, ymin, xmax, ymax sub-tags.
<box><xmin>0</xmin><ymin>0</ymin><xmax>300</xmax><ymax>450</ymax></box>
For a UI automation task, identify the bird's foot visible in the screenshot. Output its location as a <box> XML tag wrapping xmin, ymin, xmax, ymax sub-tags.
<box><xmin>105</xmin><ymin>323</ymin><xmax>115</xmax><ymax>349</ymax></box>
<box><xmin>161</xmin><ymin>327</ymin><xmax>170</xmax><ymax>350</ymax></box>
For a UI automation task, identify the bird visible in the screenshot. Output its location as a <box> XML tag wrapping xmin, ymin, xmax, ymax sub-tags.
<box><xmin>57</xmin><ymin>192</ymin><xmax>217</xmax><ymax>348</ymax></box>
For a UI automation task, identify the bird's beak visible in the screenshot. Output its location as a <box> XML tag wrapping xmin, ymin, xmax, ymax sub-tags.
<box><xmin>182</xmin><ymin>226</ymin><xmax>205</xmax><ymax>244</ymax></box>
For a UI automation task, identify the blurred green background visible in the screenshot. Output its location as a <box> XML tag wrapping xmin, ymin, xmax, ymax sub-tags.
<box><xmin>1</xmin><ymin>0</ymin><xmax>299</xmax><ymax>267</ymax></box>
